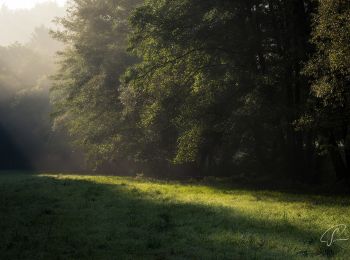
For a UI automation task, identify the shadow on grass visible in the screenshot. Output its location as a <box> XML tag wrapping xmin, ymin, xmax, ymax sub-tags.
<box><xmin>0</xmin><ymin>174</ymin><xmax>339</xmax><ymax>259</ymax></box>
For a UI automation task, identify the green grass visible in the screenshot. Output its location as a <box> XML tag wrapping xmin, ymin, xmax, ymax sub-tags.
<box><xmin>0</xmin><ymin>173</ymin><xmax>349</xmax><ymax>259</ymax></box>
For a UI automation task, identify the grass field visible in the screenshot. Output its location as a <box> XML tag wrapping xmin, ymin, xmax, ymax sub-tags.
<box><xmin>0</xmin><ymin>173</ymin><xmax>349</xmax><ymax>259</ymax></box>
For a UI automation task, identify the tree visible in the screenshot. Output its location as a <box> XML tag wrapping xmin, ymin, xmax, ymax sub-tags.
<box><xmin>51</xmin><ymin>0</ymin><xmax>141</xmax><ymax>169</ymax></box>
<box><xmin>122</xmin><ymin>0</ymin><xmax>316</xmax><ymax>177</ymax></box>
<box><xmin>28</xmin><ymin>25</ymin><xmax>63</xmax><ymax>57</ymax></box>
<box><xmin>304</xmin><ymin>0</ymin><xmax>350</xmax><ymax>180</ymax></box>
<box><xmin>51</xmin><ymin>0</ymin><xmax>349</xmax><ymax>182</ymax></box>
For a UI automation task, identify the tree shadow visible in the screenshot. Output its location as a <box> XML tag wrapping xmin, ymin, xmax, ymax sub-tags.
<box><xmin>0</xmin><ymin>174</ymin><xmax>341</xmax><ymax>259</ymax></box>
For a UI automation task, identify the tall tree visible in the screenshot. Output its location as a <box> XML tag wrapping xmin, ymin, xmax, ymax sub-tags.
<box><xmin>304</xmin><ymin>0</ymin><xmax>350</xmax><ymax>180</ymax></box>
<box><xmin>122</xmin><ymin>0</ymin><xmax>315</xmax><ymax>177</ymax></box>
<box><xmin>51</xmin><ymin>0</ymin><xmax>141</xmax><ymax>169</ymax></box>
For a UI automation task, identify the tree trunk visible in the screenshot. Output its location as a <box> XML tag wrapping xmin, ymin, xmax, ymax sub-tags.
<box><xmin>328</xmin><ymin>132</ymin><xmax>347</xmax><ymax>180</ymax></box>
<box><xmin>344</xmin><ymin>126</ymin><xmax>350</xmax><ymax>178</ymax></box>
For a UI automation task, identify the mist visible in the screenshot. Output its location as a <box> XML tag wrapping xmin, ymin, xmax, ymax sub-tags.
<box><xmin>0</xmin><ymin>1</ymin><xmax>349</xmax><ymax>258</ymax></box>
<box><xmin>0</xmin><ymin>1</ymin><xmax>85</xmax><ymax>171</ymax></box>
<box><xmin>0</xmin><ymin>2</ymin><xmax>65</xmax><ymax>46</ymax></box>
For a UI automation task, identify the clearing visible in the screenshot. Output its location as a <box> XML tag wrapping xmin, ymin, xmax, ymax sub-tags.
<box><xmin>0</xmin><ymin>173</ymin><xmax>349</xmax><ymax>259</ymax></box>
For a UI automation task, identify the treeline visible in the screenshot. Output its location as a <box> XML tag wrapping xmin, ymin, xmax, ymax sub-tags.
<box><xmin>52</xmin><ymin>0</ymin><xmax>350</xmax><ymax>182</ymax></box>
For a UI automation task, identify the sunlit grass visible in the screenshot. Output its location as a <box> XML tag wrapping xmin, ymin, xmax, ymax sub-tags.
<box><xmin>0</xmin><ymin>173</ymin><xmax>349</xmax><ymax>259</ymax></box>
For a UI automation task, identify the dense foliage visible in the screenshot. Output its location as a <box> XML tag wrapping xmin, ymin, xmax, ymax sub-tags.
<box><xmin>51</xmin><ymin>0</ymin><xmax>141</xmax><ymax>170</ymax></box>
<box><xmin>123</xmin><ymin>0</ymin><xmax>315</xmax><ymax>177</ymax></box>
<box><xmin>52</xmin><ymin>0</ymin><xmax>349</xmax><ymax>182</ymax></box>
<box><xmin>304</xmin><ymin>0</ymin><xmax>350</xmax><ymax>180</ymax></box>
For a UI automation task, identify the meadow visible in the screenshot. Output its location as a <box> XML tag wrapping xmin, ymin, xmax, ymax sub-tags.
<box><xmin>0</xmin><ymin>173</ymin><xmax>349</xmax><ymax>259</ymax></box>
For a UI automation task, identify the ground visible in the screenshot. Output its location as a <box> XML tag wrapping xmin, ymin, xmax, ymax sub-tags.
<box><xmin>0</xmin><ymin>173</ymin><xmax>349</xmax><ymax>259</ymax></box>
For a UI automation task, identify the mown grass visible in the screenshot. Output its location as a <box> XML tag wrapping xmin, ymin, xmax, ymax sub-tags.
<box><xmin>0</xmin><ymin>173</ymin><xmax>349</xmax><ymax>259</ymax></box>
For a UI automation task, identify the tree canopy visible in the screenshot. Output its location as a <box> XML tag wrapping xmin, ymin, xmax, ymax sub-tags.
<box><xmin>51</xmin><ymin>0</ymin><xmax>350</xmax><ymax>182</ymax></box>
